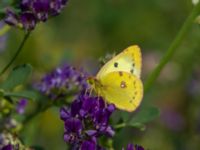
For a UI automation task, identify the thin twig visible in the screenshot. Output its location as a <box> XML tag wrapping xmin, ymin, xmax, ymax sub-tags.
<box><xmin>144</xmin><ymin>2</ymin><xmax>200</xmax><ymax>93</ymax></box>
<box><xmin>0</xmin><ymin>31</ymin><xmax>31</xmax><ymax>76</ymax></box>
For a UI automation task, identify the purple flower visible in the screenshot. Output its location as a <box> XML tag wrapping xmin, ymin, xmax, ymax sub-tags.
<box><xmin>32</xmin><ymin>0</ymin><xmax>50</xmax><ymax>21</ymax></box>
<box><xmin>20</xmin><ymin>0</ymin><xmax>33</xmax><ymax>11</ymax></box>
<box><xmin>123</xmin><ymin>143</ymin><xmax>145</xmax><ymax>150</ymax></box>
<box><xmin>135</xmin><ymin>145</ymin><xmax>145</xmax><ymax>150</ymax></box>
<box><xmin>60</xmin><ymin>94</ymin><xmax>115</xmax><ymax>149</ymax></box>
<box><xmin>49</xmin><ymin>0</ymin><xmax>68</xmax><ymax>15</ymax></box>
<box><xmin>81</xmin><ymin>140</ymin><xmax>96</xmax><ymax>150</ymax></box>
<box><xmin>16</xmin><ymin>99</ymin><xmax>28</xmax><ymax>114</ymax></box>
<box><xmin>36</xmin><ymin>64</ymin><xmax>88</xmax><ymax>100</ymax></box>
<box><xmin>20</xmin><ymin>12</ymin><xmax>37</xmax><ymax>30</ymax></box>
<box><xmin>4</xmin><ymin>0</ymin><xmax>69</xmax><ymax>30</ymax></box>
<box><xmin>4</xmin><ymin>9</ymin><xmax>19</xmax><ymax>26</ymax></box>
<box><xmin>2</xmin><ymin>144</ymin><xmax>13</xmax><ymax>150</ymax></box>
<box><xmin>126</xmin><ymin>144</ymin><xmax>134</xmax><ymax>150</ymax></box>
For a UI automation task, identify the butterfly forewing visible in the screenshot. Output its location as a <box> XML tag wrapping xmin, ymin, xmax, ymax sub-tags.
<box><xmin>96</xmin><ymin>45</ymin><xmax>142</xmax><ymax>79</ymax></box>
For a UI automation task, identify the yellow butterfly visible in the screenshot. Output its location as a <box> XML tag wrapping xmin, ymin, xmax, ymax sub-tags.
<box><xmin>88</xmin><ymin>45</ymin><xmax>143</xmax><ymax>112</ymax></box>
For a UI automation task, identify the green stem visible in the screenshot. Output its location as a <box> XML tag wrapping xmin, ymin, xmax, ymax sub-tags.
<box><xmin>144</xmin><ymin>3</ymin><xmax>200</xmax><ymax>93</ymax></box>
<box><xmin>0</xmin><ymin>31</ymin><xmax>31</xmax><ymax>76</ymax></box>
<box><xmin>114</xmin><ymin>123</ymin><xmax>127</xmax><ymax>129</ymax></box>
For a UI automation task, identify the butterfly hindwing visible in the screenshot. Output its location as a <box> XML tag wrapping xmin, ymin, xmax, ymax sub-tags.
<box><xmin>96</xmin><ymin>45</ymin><xmax>142</xmax><ymax>79</ymax></box>
<box><xmin>99</xmin><ymin>71</ymin><xmax>143</xmax><ymax>112</ymax></box>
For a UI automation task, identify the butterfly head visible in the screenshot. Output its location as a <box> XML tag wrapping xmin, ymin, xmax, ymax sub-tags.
<box><xmin>87</xmin><ymin>76</ymin><xmax>102</xmax><ymax>90</ymax></box>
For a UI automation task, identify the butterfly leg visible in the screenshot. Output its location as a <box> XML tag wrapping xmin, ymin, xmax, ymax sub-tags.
<box><xmin>84</xmin><ymin>87</ymin><xmax>93</xmax><ymax>97</ymax></box>
<box><xmin>97</xmin><ymin>91</ymin><xmax>108</xmax><ymax>107</ymax></box>
<box><xmin>104</xmin><ymin>101</ymin><xmax>108</xmax><ymax>108</ymax></box>
<box><xmin>84</xmin><ymin>88</ymin><xmax>88</xmax><ymax>96</ymax></box>
<box><xmin>95</xmin><ymin>88</ymin><xmax>99</xmax><ymax>100</ymax></box>
<box><xmin>89</xmin><ymin>88</ymin><xmax>93</xmax><ymax>97</ymax></box>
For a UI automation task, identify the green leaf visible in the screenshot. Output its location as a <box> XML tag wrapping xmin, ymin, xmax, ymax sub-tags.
<box><xmin>0</xmin><ymin>25</ymin><xmax>10</xmax><ymax>36</ymax></box>
<box><xmin>0</xmin><ymin>64</ymin><xmax>32</xmax><ymax>90</ymax></box>
<box><xmin>4</xmin><ymin>90</ymin><xmax>39</xmax><ymax>101</ymax></box>
<box><xmin>30</xmin><ymin>146</ymin><xmax>45</xmax><ymax>150</ymax></box>
<box><xmin>129</xmin><ymin>122</ymin><xmax>146</xmax><ymax>131</ymax></box>
<box><xmin>0</xmin><ymin>89</ymin><xmax>5</xmax><ymax>98</ymax></box>
<box><xmin>0</xmin><ymin>11</ymin><xmax>5</xmax><ymax>20</ymax></box>
<box><xmin>129</xmin><ymin>106</ymin><xmax>160</xmax><ymax>126</ymax></box>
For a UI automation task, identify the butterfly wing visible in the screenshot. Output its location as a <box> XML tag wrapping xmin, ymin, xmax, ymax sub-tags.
<box><xmin>96</xmin><ymin>45</ymin><xmax>142</xmax><ymax>79</ymax></box>
<box><xmin>99</xmin><ymin>71</ymin><xmax>143</xmax><ymax>112</ymax></box>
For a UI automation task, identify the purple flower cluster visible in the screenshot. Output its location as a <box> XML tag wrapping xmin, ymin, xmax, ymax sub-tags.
<box><xmin>60</xmin><ymin>94</ymin><xmax>115</xmax><ymax>149</ymax></box>
<box><xmin>4</xmin><ymin>0</ymin><xmax>68</xmax><ymax>30</ymax></box>
<box><xmin>36</xmin><ymin>65</ymin><xmax>88</xmax><ymax>100</ymax></box>
<box><xmin>123</xmin><ymin>143</ymin><xmax>144</xmax><ymax>150</ymax></box>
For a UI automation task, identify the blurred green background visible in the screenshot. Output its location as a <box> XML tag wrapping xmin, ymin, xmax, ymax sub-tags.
<box><xmin>1</xmin><ymin>0</ymin><xmax>200</xmax><ymax>149</ymax></box>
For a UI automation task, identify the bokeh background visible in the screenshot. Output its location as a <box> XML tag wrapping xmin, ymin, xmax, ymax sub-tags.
<box><xmin>0</xmin><ymin>0</ymin><xmax>200</xmax><ymax>149</ymax></box>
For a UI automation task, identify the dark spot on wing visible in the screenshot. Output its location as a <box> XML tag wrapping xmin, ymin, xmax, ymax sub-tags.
<box><xmin>132</xmin><ymin>63</ymin><xmax>135</xmax><ymax>67</ymax></box>
<box><xmin>119</xmin><ymin>71</ymin><xmax>123</xmax><ymax>76</ymax></box>
<box><xmin>120</xmin><ymin>81</ymin><xmax>127</xmax><ymax>88</ymax></box>
<box><xmin>130</xmin><ymin>69</ymin><xmax>134</xmax><ymax>74</ymax></box>
<box><xmin>114</xmin><ymin>62</ymin><xmax>118</xmax><ymax>68</ymax></box>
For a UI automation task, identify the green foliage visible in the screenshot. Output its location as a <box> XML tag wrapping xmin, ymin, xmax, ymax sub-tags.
<box><xmin>0</xmin><ymin>64</ymin><xmax>32</xmax><ymax>90</ymax></box>
<box><xmin>0</xmin><ymin>89</ymin><xmax>4</xmax><ymax>98</ymax></box>
<box><xmin>129</xmin><ymin>106</ymin><xmax>160</xmax><ymax>130</ymax></box>
<box><xmin>0</xmin><ymin>11</ymin><xmax>5</xmax><ymax>20</ymax></box>
<box><xmin>30</xmin><ymin>146</ymin><xmax>45</xmax><ymax>150</ymax></box>
<box><xmin>0</xmin><ymin>25</ymin><xmax>10</xmax><ymax>36</ymax></box>
<box><xmin>115</xmin><ymin>106</ymin><xmax>160</xmax><ymax>131</ymax></box>
<box><xmin>1</xmin><ymin>0</ymin><xmax>200</xmax><ymax>149</ymax></box>
<box><xmin>4</xmin><ymin>90</ymin><xmax>39</xmax><ymax>101</ymax></box>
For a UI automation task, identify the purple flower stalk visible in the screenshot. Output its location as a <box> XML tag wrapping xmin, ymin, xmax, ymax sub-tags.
<box><xmin>4</xmin><ymin>0</ymin><xmax>69</xmax><ymax>30</ymax></box>
<box><xmin>36</xmin><ymin>65</ymin><xmax>88</xmax><ymax>100</ymax></box>
<box><xmin>60</xmin><ymin>93</ymin><xmax>115</xmax><ymax>149</ymax></box>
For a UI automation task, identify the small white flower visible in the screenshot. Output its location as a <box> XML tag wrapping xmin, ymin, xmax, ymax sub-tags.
<box><xmin>192</xmin><ymin>0</ymin><xmax>199</xmax><ymax>5</ymax></box>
